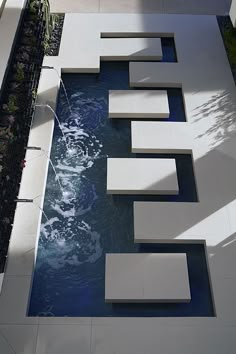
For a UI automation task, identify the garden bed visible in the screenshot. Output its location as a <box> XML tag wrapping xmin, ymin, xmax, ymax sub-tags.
<box><xmin>218</xmin><ymin>16</ymin><xmax>236</xmax><ymax>81</ymax></box>
<box><xmin>0</xmin><ymin>0</ymin><xmax>56</xmax><ymax>273</ymax></box>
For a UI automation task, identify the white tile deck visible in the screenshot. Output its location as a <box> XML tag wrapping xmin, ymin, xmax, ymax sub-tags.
<box><xmin>49</xmin><ymin>0</ymin><xmax>231</xmax><ymax>15</ymax></box>
<box><xmin>109</xmin><ymin>90</ymin><xmax>169</xmax><ymax>118</ymax></box>
<box><xmin>131</xmin><ymin>121</ymin><xmax>193</xmax><ymax>153</ymax></box>
<box><xmin>107</xmin><ymin>158</ymin><xmax>179</xmax><ymax>194</ymax></box>
<box><xmin>105</xmin><ymin>253</ymin><xmax>191</xmax><ymax>302</ymax></box>
<box><xmin>1</xmin><ymin>12</ymin><xmax>236</xmax><ymax>354</ymax></box>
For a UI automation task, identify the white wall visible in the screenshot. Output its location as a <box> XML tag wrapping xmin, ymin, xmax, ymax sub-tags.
<box><xmin>0</xmin><ymin>0</ymin><xmax>7</xmax><ymax>18</ymax></box>
<box><xmin>230</xmin><ymin>0</ymin><xmax>236</xmax><ymax>27</ymax></box>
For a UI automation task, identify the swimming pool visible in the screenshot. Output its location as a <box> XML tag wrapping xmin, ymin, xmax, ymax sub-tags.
<box><xmin>28</xmin><ymin>61</ymin><xmax>214</xmax><ymax>317</ymax></box>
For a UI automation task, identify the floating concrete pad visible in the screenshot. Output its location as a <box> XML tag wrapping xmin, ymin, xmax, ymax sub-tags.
<box><xmin>109</xmin><ymin>90</ymin><xmax>169</xmax><ymax>118</ymax></box>
<box><xmin>133</xmin><ymin>202</ymin><xmax>231</xmax><ymax>245</ymax></box>
<box><xmin>107</xmin><ymin>158</ymin><xmax>179</xmax><ymax>195</ymax></box>
<box><xmin>129</xmin><ymin>62</ymin><xmax>182</xmax><ymax>87</ymax></box>
<box><xmin>131</xmin><ymin>121</ymin><xmax>192</xmax><ymax>153</ymax></box>
<box><xmin>105</xmin><ymin>253</ymin><xmax>191</xmax><ymax>303</ymax></box>
<box><xmin>101</xmin><ymin>38</ymin><xmax>162</xmax><ymax>61</ymax></box>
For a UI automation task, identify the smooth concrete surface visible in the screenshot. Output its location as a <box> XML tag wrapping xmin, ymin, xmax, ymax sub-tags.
<box><xmin>109</xmin><ymin>90</ymin><xmax>169</xmax><ymax>118</ymax></box>
<box><xmin>105</xmin><ymin>253</ymin><xmax>191</xmax><ymax>302</ymax></box>
<box><xmin>0</xmin><ymin>274</ymin><xmax>3</xmax><ymax>293</ymax></box>
<box><xmin>1</xmin><ymin>13</ymin><xmax>236</xmax><ymax>354</ymax></box>
<box><xmin>131</xmin><ymin>121</ymin><xmax>193</xmax><ymax>153</ymax></box>
<box><xmin>101</xmin><ymin>38</ymin><xmax>162</xmax><ymax>61</ymax></box>
<box><xmin>107</xmin><ymin>158</ymin><xmax>179</xmax><ymax>194</ymax></box>
<box><xmin>0</xmin><ymin>0</ymin><xmax>26</xmax><ymax>92</ymax></box>
<box><xmin>134</xmin><ymin>202</ymin><xmax>231</xmax><ymax>245</ymax></box>
<box><xmin>0</xmin><ymin>0</ymin><xmax>6</xmax><ymax>17</ymax></box>
<box><xmin>49</xmin><ymin>0</ymin><xmax>231</xmax><ymax>15</ymax></box>
<box><xmin>230</xmin><ymin>0</ymin><xmax>236</xmax><ymax>26</ymax></box>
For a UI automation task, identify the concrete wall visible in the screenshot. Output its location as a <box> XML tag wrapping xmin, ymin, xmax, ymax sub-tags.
<box><xmin>230</xmin><ymin>0</ymin><xmax>236</xmax><ymax>27</ymax></box>
<box><xmin>0</xmin><ymin>0</ymin><xmax>7</xmax><ymax>18</ymax></box>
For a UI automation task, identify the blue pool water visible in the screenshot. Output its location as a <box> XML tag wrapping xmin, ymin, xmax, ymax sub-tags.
<box><xmin>28</xmin><ymin>61</ymin><xmax>214</xmax><ymax>317</ymax></box>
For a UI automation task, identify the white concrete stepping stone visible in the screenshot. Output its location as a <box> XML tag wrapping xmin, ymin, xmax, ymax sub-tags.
<box><xmin>133</xmin><ymin>202</ymin><xmax>230</xmax><ymax>245</ymax></box>
<box><xmin>107</xmin><ymin>158</ymin><xmax>179</xmax><ymax>195</ymax></box>
<box><xmin>105</xmin><ymin>253</ymin><xmax>191</xmax><ymax>303</ymax></box>
<box><xmin>131</xmin><ymin>121</ymin><xmax>193</xmax><ymax>153</ymax></box>
<box><xmin>129</xmin><ymin>62</ymin><xmax>182</xmax><ymax>87</ymax></box>
<box><xmin>101</xmin><ymin>38</ymin><xmax>162</xmax><ymax>61</ymax></box>
<box><xmin>109</xmin><ymin>90</ymin><xmax>169</xmax><ymax>118</ymax></box>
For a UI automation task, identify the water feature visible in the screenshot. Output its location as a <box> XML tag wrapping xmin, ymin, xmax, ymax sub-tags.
<box><xmin>42</xmin><ymin>66</ymin><xmax>73</xmax><ymax>115</ymax></box>
<box><xmin>42</xmin><ymin>149</ymin><xmax>64</xmax><ymax>194</ymax></box>
<box><xmin>28</xmin><ymin>62</ymin><xmax>213</xmax><ymax>317</ymax></box>
<box><xmin>35</xmin><ymin>104</ymin><xmax>72</xmax><ymax>154</ymax></box>
<box><xmin>33</xmin><ymin>201</ymin><xmax>54</xmax><ymax>233</ymax></box>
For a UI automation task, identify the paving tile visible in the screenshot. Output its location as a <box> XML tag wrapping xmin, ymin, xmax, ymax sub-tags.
<box><xmin>100</xmin><ymin>0</ymin><xmax>163</xmax><ymax>13</ymax></box>
<box><xmin>5</xmin><ymin>233</ymin><xmax>36</xmax><ymax>276</ymax></box>
<box><xmin>0</xmin><ymin>276</ymin><xmax>38</xmax><ymax>325</ymax></box>
<box><xmin>0</xmin><ymin>324</ymin><xmax>38</xmax><ymax>354</ymax></box>
<box><xmin>35</xmin><ymin>324</ymin><xmax>91</xmax><ymax>354</ymax></box>
<box><xmin>50</xmin><ymin>0</ymin><xmax>99</xmax><ymax>13</ymax></box>
<box><xmin>91</xmin><ymin>322</ymin><xmax>236</xmax><ymax>354</ymax></box>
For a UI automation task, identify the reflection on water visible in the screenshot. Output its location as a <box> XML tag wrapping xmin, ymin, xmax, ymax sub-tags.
<box><xmin>28</xmin><ymin>62</ymin><xmax>213</xmax><ymax>317</ymax></box>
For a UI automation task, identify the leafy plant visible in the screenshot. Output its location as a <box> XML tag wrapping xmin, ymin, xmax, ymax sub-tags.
<box><xmin>0</xmin><ymin>127</ymin><xmax>14</xmax><ymax>141</ymax></box>
<box><xmin>16</xmin><ymin>51</ymin><xmax>30</xmax><ymax>63</ymax></box>
<box><xmin>2</xmin><ymin>95</ymin><xmax>19</xmax><ymax>113</ymax></box>
<box><xmin>31</xmin><ymin>89</ymin><xmax>37</xmax><ymax>100</ymax></box>
<box><xmin>223</xmin><ymin>28</ymin><xmax>236</xmax><ymax>67</ymax></box>
<box><xmin>29</xmin><ymin>0</ymin><xmax>41</xmax><ymax>14</ymax></box>
<box><xmin>14</xmin><ymin>62</ymin><xmax>25</xmax><ymax>81</ymax></box>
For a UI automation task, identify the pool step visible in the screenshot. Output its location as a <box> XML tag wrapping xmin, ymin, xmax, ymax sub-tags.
<box><xmin>131</xmin><ymin>121</ymin><xmax>193</xmax><ymax>153</ymax></box>
<box><xmin>105</xmin><ymin>253</ymin><xmax>191</xmax><ymax>303</ymax></box>
<box><xmin>101</xmin><ymin>38</ymin><xmax>162</xmax><ymax>61</ymax></box>
<box><xmin>107</xmin><ymin>158</ymin><xmax>179</xmax><ymax>195</ymax></box>
<box><xmin>109</xmin><ymin>90</ymin><xmax>169</xmax><ymax>119</ymax></box>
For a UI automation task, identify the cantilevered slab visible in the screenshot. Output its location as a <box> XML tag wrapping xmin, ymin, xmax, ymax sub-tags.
<box><xmin>101</xmin><ymin>38</ymin><xmax>162</xmax><ymax>61</ymax></box>
<box><xmin>131</xmin><ymin>121</ymin><xmax>192</xmax><ymax>153</ymax></box>
<box><xmin>129</xmin><ymin>62</ymin><xmax>182</xmax><ymax>87</ymax></box>
<box><xmin>109</xmin><ymin>90</ymin><xmax>169</xmax><ymax>118</ymax></box>
<box><xmin>133</xmin><ymin>202</ymin><xmax>230</xmax><ymax>245</ymax></box>
<box><xmin>107</xmin><ymin>158</ymin><xmax>178</xmax><ymax>195</ymax></box>
<box><xmin>105</xmin><ymin>253</ymin><xmax>191</xmax><ymax>303</ymax></box>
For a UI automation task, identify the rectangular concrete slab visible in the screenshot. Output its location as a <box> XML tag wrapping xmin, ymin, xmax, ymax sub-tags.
<box><xmin>109</xmin><ymin>90</ymin><xmax>169</xmax><ymax>118</ymax></box>
<box><xmin>133</xmin><ymin>202</ymin><xmax>231</xmax><ymax>245</ymax></box>
<box><xmin>129</xmin><ymin>62</ymin><xmax>182</xmax><ymax>87</ymax></box>
<box><xmin>131</xmin><ymin>121</ymin><xmax>192</xmax><ymax>153</ymax></box>
<box><xmin>105</xmin><ymin>253</ymin><xmax>191</xmax><ymax>302</ymax></box>
<box><xmin>101</xmin><ymin>38</ymin><xmax>162</xmax><ymax>61</ymax></box>
<box><xmin>107</xmin><ymin>158</ymin><xmax>179</xmax><ymax>194</ymax></box>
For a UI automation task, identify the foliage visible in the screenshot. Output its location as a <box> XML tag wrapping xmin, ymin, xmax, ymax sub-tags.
<box><xmin>15</xmin><ymin>62</ymin><xmax>25</xmax><ymax>81</ymax></box>
<box><xmin>2</xmin><ymin>95</ymin><xmax>19</xmax><ymax>113</ymax></box>
<box><xmin>223</xmin><ymin>27</ymin><xmax>236</xmax><ymax>67</ymax></box>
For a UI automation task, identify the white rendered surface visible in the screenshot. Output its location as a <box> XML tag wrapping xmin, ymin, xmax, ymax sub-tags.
<box><xmin>230</xmin><ymin>0</ymin><xmax>236</xmax><ymax>27</ymax></box>
<box><xmin>0</xmin><ymin>274</ymin><xmax>4</xmax><ymax>293</ymax></box>
<box><xmin>131</xmin><ymin>121</ymin><xmax>193</xmax><ymax>153</ymax></box>
<box><xmin>0</xmin><ymin>0</ymin><xmax>26</xmax><ymax>92</ymax></box>
<box><xmin>0</xmin><ymin>0</ymin><xmax>6</xmax><ymax>17</ymax></box>
<box><xmin>49</xmin><ymin>0</ymin><xmax>231</xmax><ymax>15</ymax></box>
<box><xmin>101</xmin><ymin>38</ymin><xmax>162</xmax><ymax>60</ymax></box>
<box><xmin>109</xmin><ymin>90</ymin><xmax>169</xmax><ymax>118</ymax></box>
<box><xmin>107</xmin><ymin>158</ymin><xmax>179</xmax><ymax>194</ymax></box>
<box><xmin>105</xmin><ymin>253</ymin><xmax>191</xmax><ymax>302</ymax></box>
